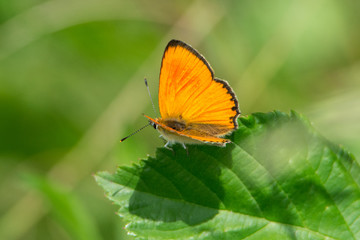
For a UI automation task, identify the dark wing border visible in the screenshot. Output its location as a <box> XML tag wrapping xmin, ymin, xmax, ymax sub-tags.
<box><xmin>161</xmin><ymin>39</ymin><xmax>214</xmax><ymax>79</ymax></box>
<box><xmin>213</xmin><ymin>78</ymin><xmax>241</xmax><ymax>129</ymax></box>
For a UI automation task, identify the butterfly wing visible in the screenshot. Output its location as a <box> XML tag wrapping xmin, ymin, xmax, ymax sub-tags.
<box><xmin>144</xmin><ymin>115</ymin><xmax>230</xmax><ymax>146</ymax></box>
<box><xmin>158</xmin><ymin>40</ymin><xmax>240</xmax><ymax>136</ymax></box>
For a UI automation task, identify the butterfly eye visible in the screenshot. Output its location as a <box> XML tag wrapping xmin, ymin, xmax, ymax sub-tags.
<box><xmin>149</xmin><ymin>121</ymin><xmax>157</xmax><ymax>129</ymax></box>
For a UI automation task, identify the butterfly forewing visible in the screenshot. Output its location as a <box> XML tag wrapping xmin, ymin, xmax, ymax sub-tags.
<box><xmin>158</xmin><ymin>40</ymin><xmax>239</xmax><ymax>137</ymax></box>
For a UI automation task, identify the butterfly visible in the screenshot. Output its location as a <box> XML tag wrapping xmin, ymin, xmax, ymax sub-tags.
<box><xmin>144</xmin><ymin>40</ymin><xmax>240</xmax><ymax>148</ymax></box>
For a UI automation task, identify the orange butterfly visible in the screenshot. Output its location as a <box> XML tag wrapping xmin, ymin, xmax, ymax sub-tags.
<box><xmin>144</xmin><ymin>40</ymin><xmax>240</xmax><ymax>147</ymax></box>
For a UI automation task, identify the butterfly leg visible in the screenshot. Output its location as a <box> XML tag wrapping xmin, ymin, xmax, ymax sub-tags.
<box><xmin>164</xmin><ymin>142</ymin><xmax>175</xmax><ymax>155</ymax></box>
<box><xmin>164</xmin><ymin>141</ymin><xmax>171</xmax><ymax>148</ymax></box>
<box><xmin>178</xmin><ymin>143</ymin><xmax>189</xmax><ymax>155</ymax></box>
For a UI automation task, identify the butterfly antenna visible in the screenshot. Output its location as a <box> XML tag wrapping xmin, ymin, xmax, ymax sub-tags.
<box><xmin>120</xmin><ymin>123</ymin><xmax>151</xmax><ymax>142</ymax></box>
<box><xmin>144</xmin><ymin>78</ymin><xmax>158</xmax><ymax>117</ymax></box>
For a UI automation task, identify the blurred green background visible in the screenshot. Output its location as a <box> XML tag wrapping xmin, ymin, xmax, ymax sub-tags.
<box><xmin>0</xmin><ymin>0</ymin><xmax>359</xmax><ymax>239</ymax></box>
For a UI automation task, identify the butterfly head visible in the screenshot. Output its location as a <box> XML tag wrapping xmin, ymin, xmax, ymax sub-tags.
<box><xmin>149</xmin><ymin>119</ymin><xmax>158</xmax><ymax>129</ymax></box>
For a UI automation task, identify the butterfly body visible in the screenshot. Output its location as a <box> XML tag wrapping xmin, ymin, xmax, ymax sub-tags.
<box><xmin>146</xmin><ymin>40</ymin><xmax>240</xmax><ymax>147</ymax></box>
<box><xmin>145</xmin><ymin>115</ymin><xmax>231</xmax><ymax>146</ymax></box>
<box><xmin>156</xmin><ymin>119</ymin><xmax>209</xmax><ymax>145</ymax></box>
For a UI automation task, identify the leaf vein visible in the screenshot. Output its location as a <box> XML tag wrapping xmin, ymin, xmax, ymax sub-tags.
<box><xmin>231</xmin><ymin>142</ymin><xmax>306</xmax><ymax>226</ymax></box>
<box><xmin>306</xmin><ymin>145</ymin><xmax>356</xmax><ymax>239</ymax></box>
<box><xmin>161</xmin><ymin>149</ymin><xmax>227</xmax><ymax>208</ymax></box>
<box><xmin>197</xmin><ymin>147</ymin><xmax>264</xmax><ymax>216</ymax></box>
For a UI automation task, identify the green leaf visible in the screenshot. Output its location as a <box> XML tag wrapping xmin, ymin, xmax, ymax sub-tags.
<box><xmin>95</xmin><ymin>111</ymin><xmax>360</xmax><ymax>240</ymax></box>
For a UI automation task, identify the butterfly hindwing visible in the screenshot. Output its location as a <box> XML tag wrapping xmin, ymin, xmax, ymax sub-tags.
<box><xmin>144</xmin><ymin>115</ymin><xmax>229</xmax><ymax>146</ymax></box>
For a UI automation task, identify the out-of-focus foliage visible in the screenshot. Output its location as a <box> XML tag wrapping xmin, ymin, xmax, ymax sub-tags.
<box><xmin>0</xmin><ymin>0</ymin><xmax>359</xmax><ymax>239</ymax></box>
